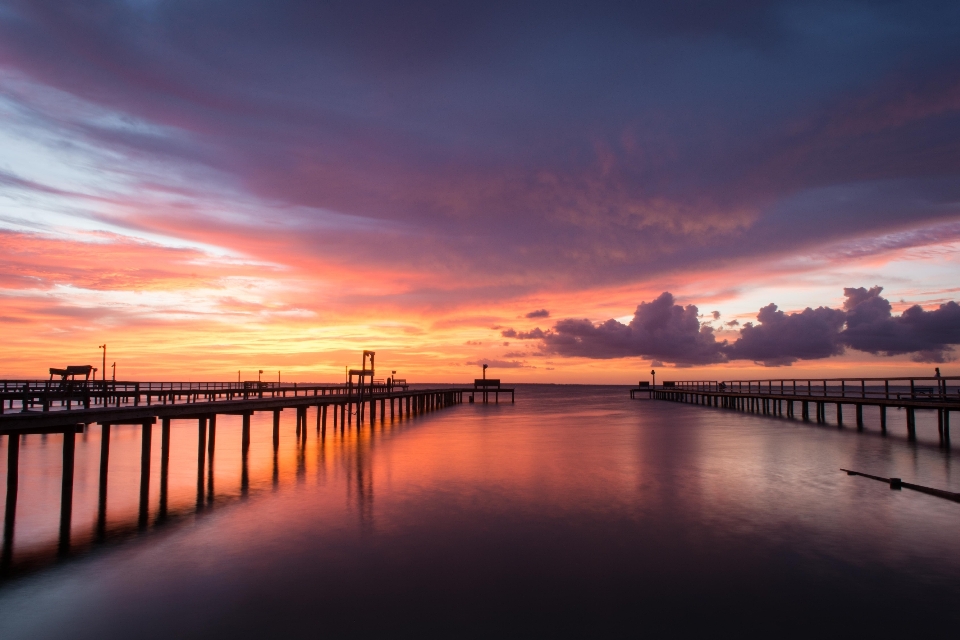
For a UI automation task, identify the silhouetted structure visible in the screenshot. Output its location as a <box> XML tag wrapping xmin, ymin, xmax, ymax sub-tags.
<box><xmin>1</xmin><ymin>355</ymin><xmax>515</xmax><ymax>575</ymax></box>
<box><xmin>631</xmin><ymin>376</ymin><xmax>957</xmax><ymax>443</ymax></box>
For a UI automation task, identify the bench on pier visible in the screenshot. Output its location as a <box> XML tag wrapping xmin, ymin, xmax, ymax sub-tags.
<box><xmin>49</xmin><ymin>365</ymin><xmax>96</xmax><ymax>391</ymax></box>
<box><xmin>662</xmin><ymin>381</ymin><xmax>676</xmax><ymax>388</ymax></box>
<box><xmin>49</xmin><ymin>366</ymin><xmax>95</xmax><ymax>382</ymax></box>
<box><xmin>474</xmin><ymin>379</ymin><xmax>500</xmax><ymax>389</ymax></box>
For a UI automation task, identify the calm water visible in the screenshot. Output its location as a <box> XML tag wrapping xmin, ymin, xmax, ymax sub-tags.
<box><xmin>0</xmin><ymin>385</ymin><xmax>958</xmax><ymax>638</ymax></box>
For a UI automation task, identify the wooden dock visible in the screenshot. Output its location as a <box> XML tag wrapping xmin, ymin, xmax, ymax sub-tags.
<box><xmin>631</xmin><ymin>376</ymin><xmax>958</xmax><ymax>442</ymax></box>
<box><xmin>1</xmin><ymin>377</ymin><xmax>514</xmax><ymax>571</ymax></box>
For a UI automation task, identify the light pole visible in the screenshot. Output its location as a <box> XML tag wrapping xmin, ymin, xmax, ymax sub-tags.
<box><xmin>111</xmin><ymin>362</ymin><xmax>116</xmax><ymax>381</ymax></box>
<box><xmin>651</xmin><ymin>369</ymin><xmax>656</xmax><ymax>388</ymax></box>
<box><xmin>99</xmin><ymin>344</ymin><xmax>106</xmax><ymax>381</ymax></box>
<box><xmin>258</xmin><ymin>369</ymin><xmax>263</xmax><ymax>383</ymax></box>
<box><xmin>483</xmin><ymin>363</ymin><xmax>488</xmax><ymax>380</ymax></box>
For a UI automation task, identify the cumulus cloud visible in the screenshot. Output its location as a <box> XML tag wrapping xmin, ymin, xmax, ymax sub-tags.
<box><xmin>531</xmin><ymin>292</ymin><xmax>727</xmax><ymax>365</ymax></box>
<box><xmin>525</xmin><ymin>309</ymin><xmax>550</xmax><ymax>318</ymax></box>
<box><xmin>842</xmin><ymin>286</ymin><xmax>960</xmax><ymax>362</ymax></box>
<box><xmin>724</xmin><ymin>304</ymin><xmax>847</xmax><ymax>366</ymax></box>
<box><xmin>522</xmin><ymin>287</ymin><xmax>960</xmax><ymax>366</ymax></box>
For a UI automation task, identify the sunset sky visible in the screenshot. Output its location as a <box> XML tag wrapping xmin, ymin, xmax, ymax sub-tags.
<box><xmin>2</xmin><ymin>1</ymin><xmax>959</xmax><ymax>382</ymax></box>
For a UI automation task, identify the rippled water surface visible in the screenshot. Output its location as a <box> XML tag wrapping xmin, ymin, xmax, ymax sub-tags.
<box><xmin>1</xmin><ymin>384</ymin><xmax>958</xmax><ymax>638</ymax></box>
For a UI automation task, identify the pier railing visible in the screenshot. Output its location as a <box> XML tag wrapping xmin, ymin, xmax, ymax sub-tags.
<box><xmin>665</xmin><ymin>377</ymin><xmax>959</xmax><ymax>402</ymax></box>
<box><xmin>0</xmin><ymin>379</ymin><xmax>411</xmax><ymax>414</ymax></box>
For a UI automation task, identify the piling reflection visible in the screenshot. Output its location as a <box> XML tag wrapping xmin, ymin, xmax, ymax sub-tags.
<box><xmin>0</xmin><ymin>403</ymin><xmax>423</xmax><ymax>582</ymax></box>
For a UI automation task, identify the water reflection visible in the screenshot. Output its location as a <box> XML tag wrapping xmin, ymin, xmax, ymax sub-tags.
<box><xmin>0</xmin><ymin>386</ymin><xmax>958</xmax><ymax>637</ymax></box>
<box><xmin>0</xmin><ymin>402</ymin><xmax>424</xmax><ymax>581</ymax></box>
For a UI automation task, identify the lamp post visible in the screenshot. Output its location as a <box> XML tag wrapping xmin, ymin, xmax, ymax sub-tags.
<box><xmin>651</xmin><ymin>369</ymin><xmax>656</xmax><ymax>388</ymax></box>
<box><xmin>99</xmin><ymin>344</ymin><xmax>106</xmax><ymax>381</ymax></box>
<box><xmin>483</xmin><ymin>363</ymin><xmax>488</xmax><ymax>380</ymax></box>
<box><xmin>111</xmin><ymin>362</ymin><xmax>116</xmax><ymax>381</ymax></box>
<box><xmin>258</xmin><ymin>369</ymin><xmax>263</xmax><ymax>383</ymax></box>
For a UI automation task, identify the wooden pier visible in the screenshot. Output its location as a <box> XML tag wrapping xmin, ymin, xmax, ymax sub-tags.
<box><xmin>0</xmin><ymin>376</ymin><xmax>514</xmax><ymax>571</ymax></box>
<box><xmin>631</xmin><ymin>376</ymin><xmax>958</xmax><ymax>442</ymax></box>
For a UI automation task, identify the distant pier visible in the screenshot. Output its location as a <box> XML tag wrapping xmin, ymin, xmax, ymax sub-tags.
<box><xmin>631</xmin><ymin>376</ymin><xmax>957</xmax><ymax>442</ymax></box>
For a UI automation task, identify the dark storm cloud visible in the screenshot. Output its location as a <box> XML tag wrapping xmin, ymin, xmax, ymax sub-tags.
<box><xmin>525</xmin><ymin>309</ymin><xmax>550</xmax><ymax>319</ymax></box>
<box><xmin>523</xmin><ymin>288</ymin><xmax>960</xmax><ymax>365</ymax></box>
<box><xmin>1</xmin><ymin>1</ymin><xmax>959</xmax><ymax>290</ymax></box>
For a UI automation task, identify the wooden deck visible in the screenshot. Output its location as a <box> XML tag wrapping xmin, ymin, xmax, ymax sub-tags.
<box><xmin>1</xmin><ymin>378</ymin><xmax>514</xmax><ymax>572</ymax></box>
<box><xmin>631</xmin><ymin>376</ymin><xmax>958</xmax><ymax>441</ymax></box>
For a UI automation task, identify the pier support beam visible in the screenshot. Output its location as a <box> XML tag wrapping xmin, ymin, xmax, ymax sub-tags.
<box><xmin>906</xmin><ymin>407</ymin><xmax>916</xmax><ymax>440</ymax></box>
<box><xmin>856</xmin><ymin>404</ymin><xmax>863</xmax><ymax>430</ymax></box>
<box><xmin>272</xmin><ymin>410</ymin><xmax>279</xmax><ymax>449</ymax></box>
<box><xmin>159</xmin><ymin>418</ymin><xmax>170</xmax><ymax>520</ymax></box>
<box><xmin>3</xmin><ymin>433</ymin><xmax>20</xmax><ymax>568</ymax></box>
<box><xmin>880</xmin><ymin>406</ymin><xmax>886</xmax><ymax>434</ymax></box>
<box><xmin>139</xmin><ymin>421</ymin><xmax>152</xmax><ymax>528</ymax></box>
<box><xmin>207</xmin><ymin>415</ymin><xmax>216</xmax><ymax>503</ymax></box>
<box><xmin>59</xmin><ymin>428</ymin><xmax>76</xmax><ymax>555</ymax></box>
<box><xmin>97</xmin><ymin>424</ymin><xmax>110</xmax><ymax>538</ymax></box>
<box><xmin>197</xmin><ymin>417</ymin><xmax>207</xmax><ymax>509</ymax></box>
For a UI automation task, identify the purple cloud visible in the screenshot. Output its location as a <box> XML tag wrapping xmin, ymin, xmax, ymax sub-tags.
<box><xmin>525</xmin><ymin>309</ymin><xmax>550</xmax><ymax>318</ymax></box>
<box><xmin>1</xmin><ymin>1</ymin><xmax>958</xmax><ymax>298</ymax></box>
<box><xmin>532</xmin><ymin>293</ymin><xmax>727</xmax><ymax>365</ymax></box>
<box><xmin>842</xmin><ymin>286</ymin><xmax>960</xmax><ymax>362</ymax></box>
<box><xmin>724</xmin><ymin>304</ymin><xmax>847</xmax><ymax>366</ymax></box>
<box><xmin>523</xmin><ymin>287</ymin><xmax>960</xmax><ymax>365</ymax></box>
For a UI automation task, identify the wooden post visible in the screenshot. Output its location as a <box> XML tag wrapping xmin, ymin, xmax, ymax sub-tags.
<box><xmin>906</xmin><ymin>407</ymin><xmax>916</xmax><ymax>440</ymax></box>
<box><xmin>836</xmin><ymin>403</ymin><xmax>843</xmax><ymax>425</ymax></box>
<box><xmin>59</xmin><ymin>428</ymin><xmax>76</xmax><ymax>555</ymax></box>
<box><xmin>855</xmin><ymin>404</ymin><xmax>863</xmax><ymax>429</ymax></box>
<box><xmin>207</xmin><ymin>415</ymin><xmax>216</xmax><ymax>502</ymax></box>
<box><xmin>242</xmin><ymin>413</ymin><xmax>251</xmax><ymax>455</ymax></box>
<box><xmin>197</xmin><ymin>417</ymin><xmax>207</xmax><ymax>509</ymax></box>
<box><xmin>272</xmin><ymin>410</ymin><xmax>279</xmax><ymax>449</ymax></box>
<box><xmin>139</xmin><ymin>421</ymin><xmax>152</xmax><ymax>528</ymax></box>
<box><xmin>159</xmin><ymin>418</ymin><xmax>170</xmax><ymax>520</ymax></box>
<box><xmin>3</xmin><ymin>433</ymin><xmax>20</xmax><ymax>568</ymax></box>
<box><xmin>205</xmin><ymin>414</ymin><xmax>216</xmax><ymax>458</ymax></box>
<box><xmin>97</xmin><ymin>424</ymin><xmax>111</xmax><ymax>538</ymax></box>
<box><xmin>880</xmin><ymin>406</ymin><xmax>886</xmax><ymax>433</ymax></box>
